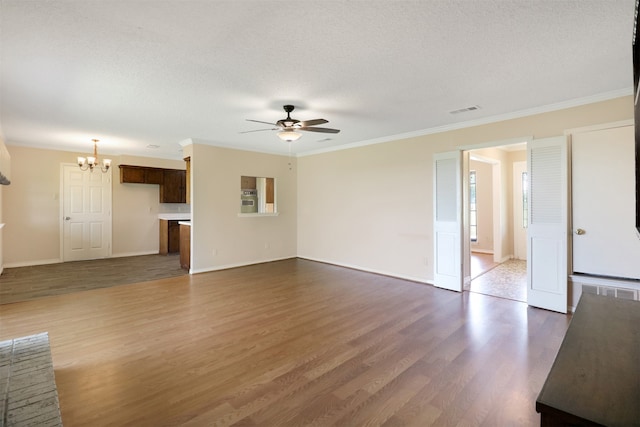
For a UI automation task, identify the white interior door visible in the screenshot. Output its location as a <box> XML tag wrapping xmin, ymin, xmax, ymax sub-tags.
<box><xmin>62</xmin><ymin>164</ymin><xmax>112</xmax><ymax>261</ymax></box>
<box><xmin>513</xmin><ymin>161</ymin><xmax>527</xmax><ymax>260</ymax></box>
<box><xmin>434</xmin><ymin>151</ymin><xmax>462</xmax><ymax>292</ymax></box>
<box><xmin>572</xmin><ymin>125</ymin><xmax>640</xmax><ymax>279</ymax></box>
<box><xmin>527</xmin><ymin>137</ymin><xmax>568</xmax><ymax>313</ymax></box>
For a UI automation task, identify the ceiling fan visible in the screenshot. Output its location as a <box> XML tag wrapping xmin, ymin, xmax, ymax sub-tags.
<box><xmin>242</xmin><ymin>105</ymin><xmax>340</xmax><ymax>142</ymax></box>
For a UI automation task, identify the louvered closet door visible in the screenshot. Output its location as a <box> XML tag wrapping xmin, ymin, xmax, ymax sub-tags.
<box><xmin>433</xmin><ymin>151</ymin><xmax>462</xmax><ymax>292</ymax></box>
<box><xmin>527</xmin><ymin>137</ymin><xmax>568</xmax><ymax>313</ymax></box>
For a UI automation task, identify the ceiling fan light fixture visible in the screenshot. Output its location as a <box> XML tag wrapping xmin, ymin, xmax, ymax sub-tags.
<box><xmin>277</xmin><ymin>130</ymin><xmax>302</xmax><ymax>142</ymax></box>
<box><xmin>244</xmin><ymin>105</ymin><xmax>339</xmax><ymax>142</ymax></box>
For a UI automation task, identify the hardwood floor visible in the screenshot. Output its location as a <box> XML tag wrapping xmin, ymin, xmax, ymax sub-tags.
<box><xmin>470</xmin><ymin>252</ymin><xmax>498</xmax><ymax>279</ymax></box>
<box><xmin>0</xmin><ymin>259</ymin><xmax>570</xmax><ymax>426</ymax></box>
<box><xmin>0</xmin><ymin>254</ymin><xmax>186</xmax><ymax>304</ymax></box>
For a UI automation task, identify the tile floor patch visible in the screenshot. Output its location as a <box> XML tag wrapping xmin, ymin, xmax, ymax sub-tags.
<box><xmin>470</xmin><ymin>259</ymin><xmax>527</xmax><ymax>302</ymax></box>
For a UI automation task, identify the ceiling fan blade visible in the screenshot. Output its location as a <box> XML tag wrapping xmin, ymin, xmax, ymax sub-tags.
<box><xmin>297</xmin><ymin>118</ymin><xmax>328</xmax><ymax>127</ymax></box>
<box><xmin>299</xmin><ymin>126</ymin><xmax>340</xmax><ymax>134</ymax></box>
<box><xmin>246</xmin><ymin>119</ymin><xmax>277</xmax><ymax>126</ymax></box>
<box><xmin>239</xmin><ymin>128</ymin><xmax>277</xmax><ymax>134</ymax></box>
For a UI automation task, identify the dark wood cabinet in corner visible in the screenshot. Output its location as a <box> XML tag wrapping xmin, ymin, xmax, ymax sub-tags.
<box><xmin>160</xmin><ymin>169</ymin><xmax>186</xmax><ymax>203</ymax></box>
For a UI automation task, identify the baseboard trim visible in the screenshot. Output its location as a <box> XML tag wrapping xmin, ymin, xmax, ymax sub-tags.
<box><xmin>4</xmin><ymin>258</ymin><xmax>62</xmax><ymax>268</ymax></box>
<box><xmin>499</xmin><ymin>254</ymin><xmax>513</xmax><ymax>263</ymax></box>
<box><xmin>189</xmin><ymin>256</ymin><xmax>297</xmax><ymax>275</ymax></box>
<box><xmin>297</xmin><ymin>256</ymin><xmax>433</xmax><ymax>285</ymax></box>
<box><xmin>111</xmin><ymin>250</ymin><xmax>159</xmax><ymax>258</ymax></box>
<box><xmin>470</xmin><ymin>249</ymin><xmax>494</xmax><ymax>254</ymax></box>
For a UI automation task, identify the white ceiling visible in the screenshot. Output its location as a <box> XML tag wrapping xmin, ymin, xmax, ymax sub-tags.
<box><xmin>0</xmin><ymin>0</ymin><xmax>635</xmax><ymax>160</ymax></box>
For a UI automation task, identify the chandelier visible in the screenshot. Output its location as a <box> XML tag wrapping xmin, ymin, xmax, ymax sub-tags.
<box><xmin>78</xmin><ymin>139</ymin><xmax>111</xmax><ymax>173</ymax></box>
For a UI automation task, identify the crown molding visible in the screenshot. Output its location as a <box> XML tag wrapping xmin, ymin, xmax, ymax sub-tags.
<box><xmin>298</xmin><ymin>88</ymin><xmax>633</xmax><ymax>157</ymax></box>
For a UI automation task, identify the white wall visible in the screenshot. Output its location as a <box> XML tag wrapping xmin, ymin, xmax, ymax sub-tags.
<box><xmin>298</xmin><ymin>139</ymin><xmax>432</xmax><ymax>282</ymax></box>
<box><xmin>1</xmin><ymin>96</ymin><xmax>634</xmax><ymax>280</ymax></box>
<box><xmin>468</xmin><ymin>148</ymin><xmax>527</xmax><ymax>260</ymax></box>
<box><xmin>469</xmin><ymin>147</ymin><xmax>512</xmax><ymax>261</ymax></box>
<box><xmin>3</xmin><ymin>145</ymin><xmax>187</xmax><ymax>266</ymax></box>
<box><xmin>298</xmin><ymin>96</ymin><xmax>633</xmax><ymax>283</ymax></box>
<box><xmin>189</xmin><ymin>143</ymin><xmax>297</xmax><ymax>272</ymax></box>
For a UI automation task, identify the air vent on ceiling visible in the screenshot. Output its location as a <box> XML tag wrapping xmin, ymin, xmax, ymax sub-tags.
<box><xmin>449</xmin><ymin>105</ymin><xmax>481</xmax><ymax>115</ymax></box>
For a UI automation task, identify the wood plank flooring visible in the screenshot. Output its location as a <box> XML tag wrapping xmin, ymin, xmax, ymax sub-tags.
<box><xmin>0</xmin><ymin>254</ymin><xmax>186</xmax><ymax>304</ymax></box>
<box><xmin>0</xmin><ymin>258</ymin><xmax>571</xmax><ymax>426</ymax></box>
<box><xmin>470</xmin><ymin>253</ymin><xmax>498</xmax><ymax>280</ymax></box>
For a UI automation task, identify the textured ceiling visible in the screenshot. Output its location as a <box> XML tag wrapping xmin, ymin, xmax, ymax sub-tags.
<box><xmin>0</xmin><ymin>0</ymin><xmax>635</xmax><ymax>159</ymax></box>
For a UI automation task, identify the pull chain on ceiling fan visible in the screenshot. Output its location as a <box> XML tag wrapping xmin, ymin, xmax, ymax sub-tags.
<box><xmin>242</xmin><ymin>105</ymin><xmax>340</xmax><ymax>142</ymax></box>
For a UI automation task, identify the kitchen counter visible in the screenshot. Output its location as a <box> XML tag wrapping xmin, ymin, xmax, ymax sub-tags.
<box><xmin>158</xmin><ymin>213</ymin><xmax>191</xmax><ymax>220</ymax></box>
<box><xmin>158</xmin><ymin>214</ymin><xmax>189</xmax><ymax>254</ymax></box>
<box><xmin>536</xmin><ymin>294</ymin><xmax>640</xmax><ymax>426</ymax></box>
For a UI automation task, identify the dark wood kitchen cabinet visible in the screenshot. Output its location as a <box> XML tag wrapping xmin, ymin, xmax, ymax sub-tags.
<box><xmin>119</xmin><ymin>165</ymin><xmax>164</xmax><ymax>184</ymax></box>
<box><xmin>159</xmin><ymin>219</ymin><xmax>180</xmax><ymax>254</ymax></box>
<box><xmin>241</xmin><ymin>175</ymin><xmax>257</xmax><ymax>190</ymax></box>
<box><xmin>120</xmin><ymin>164</ymin><xmax>187</xmax><ymax>203</ymax></box>
<box><xmin>179</xmin><ymin>223</ymin><xmax>190</xmax><ymax>269</ymax></box>
<box><xmin>160</xmin><ymin>169</ymin><xmax>186</xmax><ymax>203</ymax></box>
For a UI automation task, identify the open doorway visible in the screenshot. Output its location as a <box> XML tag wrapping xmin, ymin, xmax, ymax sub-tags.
<box><xmin>465</xmin><ymin>143</ymin><xmax>527</xmax><ymax>302</ymax></box>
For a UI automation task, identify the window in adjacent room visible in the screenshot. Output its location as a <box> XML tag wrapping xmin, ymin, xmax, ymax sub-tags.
<box><xmin>469</xmin><ymin>170</ymin><xmax>477</xmax><ymax>242</ymax></box>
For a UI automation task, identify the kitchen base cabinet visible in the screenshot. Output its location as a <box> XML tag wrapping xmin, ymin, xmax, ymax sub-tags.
<box><xmin>179</xmin><ymin>223</ymin><xmax>190</xmax><ymax>269</ymax></box>
<box><xmin>159</xmin><ymin>220</ymin><xmax>180</xmax><ymax>254</ymax></box>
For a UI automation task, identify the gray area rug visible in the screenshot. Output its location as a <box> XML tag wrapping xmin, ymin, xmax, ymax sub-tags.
<box><xmin>470</xmin><ymin>259</ymin><xmax>527</xmax><ymax>302</ymax></box>
<box><xmin>0</xmin><ymin>333</ymin><xmax>62</xmax><ymax>427</ymax></box>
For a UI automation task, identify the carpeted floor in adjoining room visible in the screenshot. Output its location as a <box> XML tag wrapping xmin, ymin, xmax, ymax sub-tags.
<box><xmin>0</xmin><ymin>254</ymin><xmax>187</xmax><ymax>305</ymax></box>
<box><xmin>470</xmin><ymin>259</ymin><xmax>527</xmax><ymax>302</ymax></box>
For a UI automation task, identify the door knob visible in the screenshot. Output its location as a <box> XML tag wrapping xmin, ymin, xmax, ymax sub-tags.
<box><xmin>65</xmin><ymin>216</ymin><xmax>71</xmax><ymax>221</ymax></box>
<box><xmin>575</xmin><ymin>228</ymin><xmax>585</xmax><ymax>235</ymax></box>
